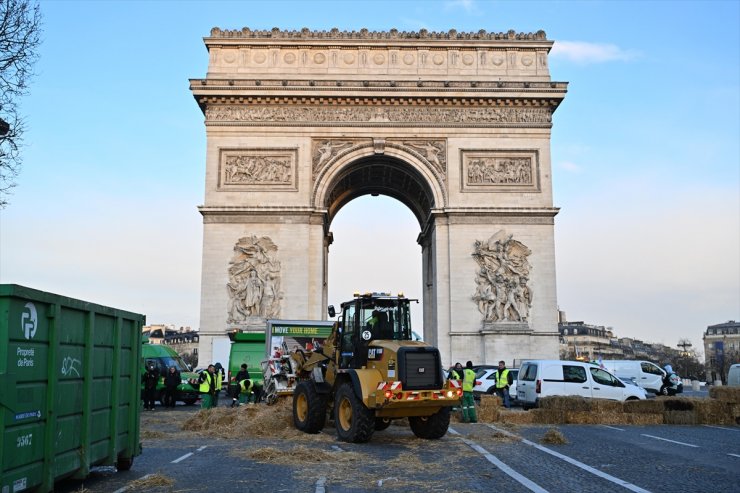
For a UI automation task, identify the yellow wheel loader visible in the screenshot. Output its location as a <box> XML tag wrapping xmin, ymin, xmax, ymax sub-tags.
<box><xmin>291</xmin><ymin>292</ymin><xmax>462</xmax><ymax>443</ymax></box>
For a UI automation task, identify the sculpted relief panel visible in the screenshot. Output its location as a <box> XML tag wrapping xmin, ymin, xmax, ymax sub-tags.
<box><xmin>219</xmin><ymin>148</ymin><xmax>298</xmax><ymax>190</ymax></box>
<box><xmin>472</xmin><ymin>231</ymin><xmax>533</xmax><ymax>324</ymax></box>
<box><xmin>227</xmin><ymin>235</ymin><xmax>283</xmax><ymax>324</ymax></box>
<box><xmin>461</xmin><ymin>150</ymin><xmax>540</xmax><ymax>192</ymax></box>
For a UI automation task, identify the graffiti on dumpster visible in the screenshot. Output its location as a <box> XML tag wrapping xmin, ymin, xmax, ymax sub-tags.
<box><xmin>61</xmin><ymin>356</ymin><xmax>81</xmax><ymax>377</ymax></box>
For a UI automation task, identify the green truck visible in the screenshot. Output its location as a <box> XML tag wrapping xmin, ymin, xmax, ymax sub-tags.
<box><xmin>141</xmin><ymin>341</ymin><xmax>200</xmax><ymax>405</ymax></box>
<box><xmin>227</xmin><ymin>331</ymin><xmax>266</xmax><ymax>390</ymax></box>
<box><xmin>0</xmin><ymin>284</ymin><xmax>144</xmax><ymax>492</ymax></box>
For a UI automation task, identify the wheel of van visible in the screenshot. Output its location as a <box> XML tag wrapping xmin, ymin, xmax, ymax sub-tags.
<box><xmin>374</xmin><ymin>418</ymin><xmax>392</xmax><ymax>431</ymax></box>
<box><xmin>409</xmin><ymin>407</ymin><xmax>451</xmax><ymax>439</ymax></box>
<box><xmin>334</xmin><ymin>382</ymin><xmax>375</xmax><ymax>443</ymax></box>
<box><xmin>293</xmin><ymin>381</ymin><xmax>327</xmax><ymax>433</ymax></box>
<box><xmin>116</xmin><ymin>455</ymin><xmax>134</xmax><ymax>471</ymax></box>
<box><xmin>660</xmin><ymin>385</ymin><xmax>669</xmax><ymax>396</ymax></box>
<box><xmin>183</xmin><ymin>398</ymin><xmax>197</xmax><ymax>406</ymax></box>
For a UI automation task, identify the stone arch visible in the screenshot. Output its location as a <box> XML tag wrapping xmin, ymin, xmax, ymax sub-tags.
<box><xmin>313</xmin><ymin>143</ymin><xmax>446</xmax><ymax>227</ymax></box>
<box><xmin>191</xmin><ymin>27</ymin><xmax>567</xmax><ymax>368</ymax></box>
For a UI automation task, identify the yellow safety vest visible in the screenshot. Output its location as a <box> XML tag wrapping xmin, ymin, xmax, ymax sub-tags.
<box><xmin>495</xmin><ymin>369</ymin><xmax>510</xmax><ymax>389</ymax></box>
<box><xmin>239</xmin><ymin>379</ymin><xmax>253</xmax><ymax>393</ymax></box>
<box><xmin>463</xmin><ymin>368</ymin><xmax>476</xmax><ymax>392</ymax></box>
<box><xmin>215</xmin><ymin>370</ymin><xmax>223</xmax><ymax>390</ymax></box>
<box><xmin>451</xmin><ymin>370</ymin><xmax>462</xmax><ymax>380</ymax></box>
<box><xmin>199</xmin><ymin>371</ymin><xmax>214</xmax><ymax>393</ymax></box>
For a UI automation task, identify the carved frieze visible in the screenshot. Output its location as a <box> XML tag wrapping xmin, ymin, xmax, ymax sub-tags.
<box><xmin>460</xmin><ymin>149</ymin><xmax>540</xmax><ymax>193</ymax></box>
<box><xmin>472</xmin><ymin>230</ymin><xmax>533</xmax><ymax>324</ymax></box>
<box><xmin>219</xmin><ymin>148</ymin><xmax>298</xmax><ymax>191</ymax></box>
<box><xmin>227</xmin><ymin>235</ymin><xmax>283</xmax><ymax>323</ymax></box>
<box><xmin>207</xmin><ymin>106</ymin><xmax>552</xmax><ymax>127</ymax></box>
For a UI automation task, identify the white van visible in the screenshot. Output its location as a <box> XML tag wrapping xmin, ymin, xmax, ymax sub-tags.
<box><xmin>600</xmin><ymin>360</ymin><xmax>665</xmax><ymax>395</ymax></box>
<box><xmin>517</xmin><ymin>360</ymin><xmax>646</xmax><ymax>409</ymax></box>
<box><xmin>728</xmin><ymin>364</ymin><xmax>740</xmax><ymax>387</ymax></box>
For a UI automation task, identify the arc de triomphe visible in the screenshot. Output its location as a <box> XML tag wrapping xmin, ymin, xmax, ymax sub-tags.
<box><xmin>190</xmin><ymin>27</ymin><xmax>568</xmax><ymax>367</ymax></box>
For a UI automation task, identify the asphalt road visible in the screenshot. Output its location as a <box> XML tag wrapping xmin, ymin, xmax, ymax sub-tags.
<box><xmin>55</xmin><ymin>402</ymin><xmax>739</xmax><ymax>493</ymax></box>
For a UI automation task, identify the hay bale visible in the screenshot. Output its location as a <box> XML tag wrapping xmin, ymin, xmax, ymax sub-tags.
<box><xmin>591</xmin><ymin>400</ymin><xmax>624</xmax><ymax>413</ymax></box>
<box><xmin>538</xmin><ymin>396</ymin><xmax>590</xmax><ymax>412</ymax></box>
<box><xmin>564</xmin><ymin>411</ymin><xmax>599</xmax><ymax>424</ymax></box>
<box><xmin>529</xmin><ymin>408</ymin><xmax>564</xmax><ymax>424</ymax></box>
<box><xmin>623</xmin><ymin>399</ymin><xmax>665</xmax><ymax>414</ymax></box>
<box><xmin>497</xmin><ymin>410</ymin><xmax>536</xmax><ymax>424</ymax></box>
<box><xmin>663</xmin><ymin>410</ymin><xmax>698</xmax><ymax>425</ymax></box>
<box><xmin>626</xmin><ymin>413</ymin><xmax>663</xmax><ymax>425</ymax></box>
<box><xmin>709</xmin><ymin>387</ymin><xmax>740</xmax><ymax>403</ymax></box>
<box><xmin>477</xmin><ymin>395</ymin><xmax>500</xmax><ymax>423</ymax></box>
<box><xmin>694</xmin><ymin>400</ymin><xmax>735</xmax><ymax>425</ymax></box>
<box><xmin>662</xmin><ymin>397</ymin><xmax>696</xmax><ymax>411</ymax></box>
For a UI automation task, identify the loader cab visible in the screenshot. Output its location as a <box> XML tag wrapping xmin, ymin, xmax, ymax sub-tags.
<box><xmin>336</xmin><ymin>292</ymin><xmax>414</xmax><ymax>369</ymax></box>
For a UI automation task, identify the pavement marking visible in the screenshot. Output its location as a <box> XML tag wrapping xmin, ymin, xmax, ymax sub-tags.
<box><xmin>728</xmin><ymin>453</ymin><xmax>740</xmax><ymax>459</ymax></box>
<box><xmin>315</xmin><ymin>476</ymin><xmax>327</xmax><ymax>493</ymax></box>
<box><xmin>197</xmin><ymin>445</ymin><xmax>208</xmax><ymax>451</ymax></box>
<box><xmin>599</xmin><ymin>425</ymin><xmax>625</xmax><ymax>431</ymax></box>
<box><xmin>171</xmin><ymin>452</ymin><xmax>194</xmax><ymax>463</ymax></box>
<box><xmin>640</xmin><ymin>434</ymin><xmax>699</xmax><ymax>448</ymax></box>
<box><xmin>459</xmin><ymin>437</ymin><xmax>549</xmax><ymax>492</ymax></box>
<box><xmin>112</xmin><ymin>474</ymin><xmax>153</xmax><ymax>493</ymax></box>
<box><xmin>703</xmin><ymin>425</ymin><xmax>740</xmax><ymax>432</ymax></box>
<box><xmin>487</xmin><ymin>425</ymin><xmax>652</xmax><ymax>493</ymax></box>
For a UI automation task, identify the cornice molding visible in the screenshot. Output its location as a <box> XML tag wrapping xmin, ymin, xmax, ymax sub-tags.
<box><xmin>208</xmin><ymin>27</ymin><xmax>548</xmax><ymax>42</ymax></box>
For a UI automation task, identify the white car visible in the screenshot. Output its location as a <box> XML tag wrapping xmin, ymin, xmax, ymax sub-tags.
<box><xmin>473</xmin><ymin>368</ymin><xmax>519</xmax><ymax>401</ymax></box>
<box><xmin>517</xmin><ymin>360</ymin><xmax>646</xmax><ymax>409</ymax></box>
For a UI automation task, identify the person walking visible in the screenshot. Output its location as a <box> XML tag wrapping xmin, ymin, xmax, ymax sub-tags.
<box><xmin>163</xmin><ymin>365</ymin><xmax>180</xmax><ymax>408</ymax></box>
<box><xmin>198</xmin><ymin>364</ymin><xmax>217</xmax><ymax>409</ymax></box>
<box><xmin>493</xmin><ymin>360</ymin><xmax>513</xmax><ymax>409</ymax></box>
<box><xmin>462</xmin><ymin>361</ymin><xmax>478</xmax><ymax>423</ymax></box>
<box><xmin>450</xmin><ymin>362</ymin><xmax>464</xmax><ymax>414</ymax></box>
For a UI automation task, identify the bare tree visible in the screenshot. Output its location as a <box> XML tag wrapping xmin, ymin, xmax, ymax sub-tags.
<box><xmin>0</xmin><ymin>0</ymin><xmax>42</xmax><ymax>207</ymax></box>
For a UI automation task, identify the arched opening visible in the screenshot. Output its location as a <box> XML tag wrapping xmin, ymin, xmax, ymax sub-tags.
<box><xmin>322</xmin><ymin>154</ymin><xmax>439</xmax><ymax>338</ymax></box>
<box><xmin>328</xmin><ymin>195</ymin><xmax>424</xmax><ymax>332</ymax></box>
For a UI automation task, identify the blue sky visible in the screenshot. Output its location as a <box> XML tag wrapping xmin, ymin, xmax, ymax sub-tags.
<box><xmin>0</xmin><ymin>0</ymin><xmax>738</xmax><ymax>354</ymax></box>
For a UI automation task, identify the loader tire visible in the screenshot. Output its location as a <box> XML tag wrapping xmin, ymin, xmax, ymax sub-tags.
<box><xmin>293</xmin><ymin>381</ymin><xmax>327</xmax><ymax>433</ymax></box>
<box><xmin>409</xmin><ymin>407</ymin><xmax>450</xmax><ymax>439</ymax></box>
<box><xmin>334</xmin><ymin>382</ymin><xmax>375</xmax><ymax>443</ymax></box>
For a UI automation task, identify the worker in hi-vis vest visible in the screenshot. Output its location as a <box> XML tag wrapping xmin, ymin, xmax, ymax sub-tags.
<box><xmin>462</xmin><ymin>361</ymin><xmax>478</xmax><ymax>423</ymax></box>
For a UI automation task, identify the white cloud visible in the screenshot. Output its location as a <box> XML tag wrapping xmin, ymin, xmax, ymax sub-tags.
<box><xmin>558</xmin><ymin>160</ymin><xmax>582</xmax><ymax>173</ymax></box>
<box><xmin>444</xmin><ymin>0</ymin><xmax>477</xmax><ymax>13</ymax></box>
<box><xmin>551</xmin><ymin>40</ymin><xmax>640</xmax><ymax>64</ymax></box>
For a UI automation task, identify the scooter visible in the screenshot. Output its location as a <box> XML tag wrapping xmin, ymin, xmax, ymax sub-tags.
<box><xmin>661</xmin><ymin>372</ymin><xmax>682</xmax><ymax>396</ymax></box>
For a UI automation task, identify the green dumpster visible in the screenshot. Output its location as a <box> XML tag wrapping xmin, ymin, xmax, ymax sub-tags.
<box><xmin>0</xmin><ymin>285</ymin><xmax>145</xmax><ymax>492</ymax></box>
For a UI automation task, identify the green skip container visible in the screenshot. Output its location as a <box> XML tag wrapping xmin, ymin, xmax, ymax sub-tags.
<box><xmin>0</xmin><ymin>285</ymin><xmax>145</xmax><ymax>492</ymax></box>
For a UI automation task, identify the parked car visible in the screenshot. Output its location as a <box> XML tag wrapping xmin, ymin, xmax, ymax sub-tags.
<box><xmin>728</xmin><ymin>364</ymin><xmax>740</xmax><ymax>387</ymax></box>
<box><xmin>517</xmin><ymin>360</ymin><xmax>646</xmax><ymax>409</ymax></box>
<box><xmin>473</xmin><ymin>368</ymin><xmax>519</xmax><ymax>402</ymax></box>
<box><xmin>600</xmin><ymin>360</ymin><xmax>667</xmax><ymax>395</ymax></box>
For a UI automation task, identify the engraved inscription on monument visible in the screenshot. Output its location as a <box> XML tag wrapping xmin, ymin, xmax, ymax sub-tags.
<box><xmin>472</xmin><ymin>230</ymin><xmax>533</xmax><ymax>326</ymax></box>
<box><xmin>219</xmin><ymin>148</ymin><xmax>298</xmax><ymax>190</ymax></box>
<box><xmin>461</xmin><ymin>149</ymin><xmax>540</xmax><ymax>192</ymax></box>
